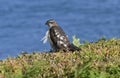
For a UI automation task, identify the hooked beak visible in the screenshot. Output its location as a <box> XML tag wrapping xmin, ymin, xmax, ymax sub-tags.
<box><xmin>45</xmin><ymin>20</ymin><xmax>49</xmax><ymax>25</ymax></box>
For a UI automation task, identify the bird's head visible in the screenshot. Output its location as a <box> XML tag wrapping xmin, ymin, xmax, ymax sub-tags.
<box><xmin>45</xmin><ymin>19</ymin><xmax>58</xmax><ymax>27</ymax></box>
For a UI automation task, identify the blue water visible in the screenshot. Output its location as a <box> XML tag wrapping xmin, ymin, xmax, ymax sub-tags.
<box><xmin>0</xmin><ymin>0</ymin><xmax>120</xmax><ymax>59</ymax></box>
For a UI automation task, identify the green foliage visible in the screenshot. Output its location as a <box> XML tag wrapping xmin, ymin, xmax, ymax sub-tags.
<box><xmin>0</xmin><ymin>38</ymin><xmax>120</xmax><ymax>78</ymax></box>
<box><xmin>72</xmin><ymin>35</ymin><xmax>81</xmax><ymax>47</ymax></box>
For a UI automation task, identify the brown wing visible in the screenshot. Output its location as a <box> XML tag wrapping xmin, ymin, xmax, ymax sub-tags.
<box><xmin>49</xmin><ymin>26</ymin><xmax>70</xmax><ymax>50</ymax></box>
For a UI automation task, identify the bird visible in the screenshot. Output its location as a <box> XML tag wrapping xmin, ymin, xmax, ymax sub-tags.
<box><xmin>41</xmin><ymin>19</ymin><xmax>80</xmax><ymax>52</ymax></box>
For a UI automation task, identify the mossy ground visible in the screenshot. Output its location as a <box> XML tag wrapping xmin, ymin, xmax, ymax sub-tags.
<box><xmin>0</xmin><ymin>38</ymin><xmax>120</xmax><ymax>78</ymax></box>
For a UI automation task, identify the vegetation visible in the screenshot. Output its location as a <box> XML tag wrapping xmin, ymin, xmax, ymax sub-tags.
<box><xmin>0</xmin><ymin>37</ymin><xmax>120</xmax><ymax>78</ymax></box>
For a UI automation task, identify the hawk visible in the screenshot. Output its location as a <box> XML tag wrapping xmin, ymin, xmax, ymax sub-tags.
<box><xmin>42</xmin><ymin>19</ymin><xmax>80</xmax><ymax>52</ymax></box>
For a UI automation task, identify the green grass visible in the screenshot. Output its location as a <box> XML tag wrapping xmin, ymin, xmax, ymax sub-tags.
<box><xmin>0</xmin><ymin>37</ymin><xmax>120</xmax><ymax>78</ymax></box>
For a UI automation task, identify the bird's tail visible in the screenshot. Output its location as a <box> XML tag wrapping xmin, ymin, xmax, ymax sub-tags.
<box><xmin>68</xmin><ymin>43</ymin><xmax>81</xmax><ymax>51</ymax></box>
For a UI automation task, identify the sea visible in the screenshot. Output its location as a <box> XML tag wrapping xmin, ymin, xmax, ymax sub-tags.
<box><xmin>0</xmin><ymin>0</ymin><xmax>120</xmax><ymax>59</ymax></box>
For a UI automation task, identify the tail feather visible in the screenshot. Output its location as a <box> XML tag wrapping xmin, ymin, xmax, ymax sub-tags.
<box><xmin>68</xmin><ymin>43</ymin><xmax>81</xmax><ymax>51</ymax></box>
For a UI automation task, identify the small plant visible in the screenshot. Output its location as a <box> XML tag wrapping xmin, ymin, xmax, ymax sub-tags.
<box><xmin>72</xmin><ymin>35</ymin><xmax>81</xmax><ymax>47</ymax></box>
